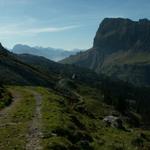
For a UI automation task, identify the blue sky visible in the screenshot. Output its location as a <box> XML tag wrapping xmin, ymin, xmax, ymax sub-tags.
<box><xmin>0</xmin><ymin>0</ymin><xmax>150</xmax><ymax>50</ymax></box>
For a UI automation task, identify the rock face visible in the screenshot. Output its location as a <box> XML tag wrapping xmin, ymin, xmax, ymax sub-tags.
<box><xmin>61</xmin><ymin>18</ymin><xmax>150</xmax><ymax>86</ymax></box>
<box><xmin>94</xmin><ymin>18</ymin><xmax>150</xmax><ymax>53</ymax></box>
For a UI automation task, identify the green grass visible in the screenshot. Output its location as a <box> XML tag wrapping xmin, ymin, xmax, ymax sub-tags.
<box><xmin>105</xmin><ymin>51</ymin><xmax>150</xmax><ymax>65</ymax></box>
<box><xmin>0</xmin><ymin>86</ymin><xmax>36</xmax><ymax>150</ymax></box>
<box><xmin>0</xmin><ymin>85</ymin><xmax>149</xmax><ymax>150</ymax></box>
<box><xmin>76</xmin><ymin>84</ymin><xmax>150</xmax><ymax>150</ymax></box>
<box><xmin>35</xmin><ymin>84</ymin><xmax>150</xmax><ymax>150</ymax></box>
<box><xmin>120</xmin><ymin>52</ymin><xmax>150</xmax><ymax>64</ymax></box>
<box><xmin>36</xmin><ymin>87</ymin><xmax>73</xmax><ymax>149</ymax></box>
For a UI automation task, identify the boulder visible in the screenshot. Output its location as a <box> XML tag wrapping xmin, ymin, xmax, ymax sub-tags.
<box><xmin>103</xmin><ymin>115</ymin><xmax>123</xmax><ymax>129</ymax></box>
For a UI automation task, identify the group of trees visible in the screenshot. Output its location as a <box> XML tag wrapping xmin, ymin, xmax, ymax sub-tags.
<box><xmin>100</xmin><ymin>77</ymin><xmax>150</xmax><ymax>125</ymax></box>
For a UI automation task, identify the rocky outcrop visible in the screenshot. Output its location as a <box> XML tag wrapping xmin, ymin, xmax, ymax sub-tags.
<box><xmin>61</xmin><ymin>18</ymin><xmax>150</xmax><ymax>86</ymax></box>
<box><xmin>94</xmin><ymin>18</ymin><xmax>150</xmax><ymax>53</ymax></box>
<box><xmin>103</xmin><ymin>115</ymin><xmax>124</xmax><ymax>129</ymax></box>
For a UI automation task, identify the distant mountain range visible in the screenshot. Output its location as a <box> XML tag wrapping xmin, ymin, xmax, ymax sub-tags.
<box><xmin>0</xmin><ymin>43</ymin><xmax>94</xmax><ymax>86</ymax></box>
<box><xmin>61</xmin><ymin>18</ymin><xmax>150</xmax><ymax>86</ymax></box>
<box><xmin>12</xmin><ymin>44</ymin><xmax>83</xmax><ymax>61</ymax></box>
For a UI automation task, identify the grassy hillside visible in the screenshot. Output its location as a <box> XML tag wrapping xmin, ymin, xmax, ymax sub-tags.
<box><xmin>12</xmin><ymin>53</ymin><xmax>150</xmax><ymax>126</ymax></box>
<box><xmin>17</xmin><ymin>53</ymin><xmax>102</xmax><ymax>86</ymax></box>
<box><xmin>0</xmin><ymin>44</ymin><xmax>55</xmax><ymax>86</ymax></box>
<box><xmin>0</xmin><ymin>86</ymin><xmax>36</xmax><ymax>149</ymax></box>
<box><xmin>0</xmin><ymin>85</ymin><xmax>149</xmax><ymax>150</ymax></box>
<box><xmin>39</xmin><ymin>83</ymin><xmax>150</xmax><ymax>150</ymax></box>
<box><xmin>37</xmin><ymin>79</ymin><xmax>150</xmax><ymax>150</ymax></box>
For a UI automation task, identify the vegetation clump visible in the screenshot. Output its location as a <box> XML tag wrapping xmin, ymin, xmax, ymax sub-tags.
<box><xmin>0</xmin><ymin>85</ymin><xmax>12</xmax><ymax>109</ymax></box>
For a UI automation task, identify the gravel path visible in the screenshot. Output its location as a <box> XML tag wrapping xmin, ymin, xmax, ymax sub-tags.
<box><xmin>26</xmin><ymin>90</ymin><xmax>43</xmax><ymax>150</ymax></box>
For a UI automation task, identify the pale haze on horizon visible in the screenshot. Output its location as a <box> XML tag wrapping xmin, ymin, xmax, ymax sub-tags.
<box><xmin>0</xmin><ymin>0</ymin><xmax>150</xmax><ymax>50</ymax></box>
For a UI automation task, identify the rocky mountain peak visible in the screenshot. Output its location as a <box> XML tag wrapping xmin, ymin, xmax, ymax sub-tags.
<box><xmin>93</xmin><ymin>18</ymin><xmax>150</xmax><ymax>54</ymax></box>
<box><xmin>61</xmin><ymin>18</ymin><xmax>150</xmax><ymax>86</ymax></box>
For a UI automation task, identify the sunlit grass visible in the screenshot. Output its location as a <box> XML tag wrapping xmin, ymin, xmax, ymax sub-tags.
<box><xmin>0</xmin><ymin>86</ymin><xmax>36</xmax><ymax>150</ymax></box>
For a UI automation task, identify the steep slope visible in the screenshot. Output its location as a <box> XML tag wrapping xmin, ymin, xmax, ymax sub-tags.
<box><xmin>12</xmin><ymin>44</ymin><xmax>82</xmax><ymax>61</ymax></box>
<box><xmin>17</xmin><ymin>53</ymin><xmax>102</xmax><ymax>85</ymax></box>
<box><xmin>61</xmin><ymin>18</ymin><xmax>150</xmax><ymax>86</ymax></box>
<box><xmin>0</xmin><ymin>42</ymin><xmax>102</xmax><ymax>86</ymax></box>
<box><xmin>0</xmin><ymin>43</ymin><xmax>53</xmax><ymax>86</ymax></box>
<box><xmin>15</xmin><ymin>53</ymin><xmax>150</xmax><ymax>125</ymax></box>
